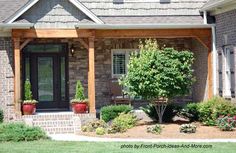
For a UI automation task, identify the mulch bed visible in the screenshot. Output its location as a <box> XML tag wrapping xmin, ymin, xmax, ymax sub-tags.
<box><xmin>79</xmin><ymin>122</ymin><xmax>236</xmax><ymax>139</ymax></box>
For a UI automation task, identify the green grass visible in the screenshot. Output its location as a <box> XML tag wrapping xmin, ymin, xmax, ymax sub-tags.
<box><xmin>0</xmin><ymin>141</ymin><xmax>235</xmax><ymax>153</ymax></box>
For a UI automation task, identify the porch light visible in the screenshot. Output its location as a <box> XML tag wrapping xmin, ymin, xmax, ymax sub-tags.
<box><xmin>70</xmin><ymin>44</ymin><xmax>75</xmax><ymax>56</ymax></box>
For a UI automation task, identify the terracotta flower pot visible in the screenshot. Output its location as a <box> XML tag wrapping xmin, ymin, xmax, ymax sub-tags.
<box><xmin>71</xmin><ymin>102</ymin><xmax>87</xmax><ymax>114</ymax></box>
<box><xmin>22</xmin><ymin>104</ymin><xmax>36</xmax><ymax>115</ymax></box>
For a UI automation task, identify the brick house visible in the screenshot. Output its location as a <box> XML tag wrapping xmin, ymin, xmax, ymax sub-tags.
<box><xmin>202</xmin><ymin>0</ymin><xmax>236</xmax><ymax>100</ymax></box>
<box><xmin>0</xmin><ymin>0</ymin><xmax>218</xmax><ymax>128</ymax></box>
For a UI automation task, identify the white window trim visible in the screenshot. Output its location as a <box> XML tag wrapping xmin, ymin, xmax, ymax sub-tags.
<box><xmin>223</xmin><ymin>46</ymin><xmax>231</xmax><ymax>97</ymax></box>
<box><xmin>111</xmin><ymin>49</ymin><xmax>138</xmax><ymax>78</ymax></box>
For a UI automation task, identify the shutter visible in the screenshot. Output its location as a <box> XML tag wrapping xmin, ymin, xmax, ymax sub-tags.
<box><xmin>230</xmin><ymin>47</ymin><xmax>235</xmax><ymax>98</ymax></box>
<box><xmin>218</xmin><ymin>49</ymin><xmax>223</xmax><ymax>96</ymax></box>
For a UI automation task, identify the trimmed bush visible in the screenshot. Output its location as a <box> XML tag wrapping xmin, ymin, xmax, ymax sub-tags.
<box><xmin>108</xmin><ymin>113</ymin><xmax>137</xmax><ymax>133</ymax></box>
<box><xmin>0</xmin><ymin>123</ymin><xmax>48</xmax><ymax>142</ymax></box>
<box><xmin>185</xmin><ymin>103</ymin><xmax>199</xmax><ymax>121</ymax></box>
<box><xmin>0</xmin><ymin>109</ymin><xmax>3</xmax><ymax>123</ymax></box>
<box><xmin>198</xmin><ymin>97</ymin><xmax>236</xmax><ymax>126</ymax></box>
<box><xmin>147</xmin><ymin>124</ymin><xmax>163</xmax><ymax>134</ymax></box>
<box><xmin>180</xmin><ymin>124</ymin><xmax>197</xmax><ymax>133</ymax></box>
<box><xmin>176</xmin><ymin>103</ymin><xmax>200</xmax><ymax>122</ymax></box>
<box><xmin>95</xmin><ymin>127</ymin><xmax>106</xmax><ymax>135</ymax></box>
<box><xmin>100</xmin><ymin>105</ymin><xmax>133</xmax><ymax>122</ymax></box>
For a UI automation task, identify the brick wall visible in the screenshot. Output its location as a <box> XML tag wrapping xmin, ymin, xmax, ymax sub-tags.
<box><xmin>0</xmin><ymin>37</ymin><xmax>17</xmax><ymax>121</ymax></box>
<box><xmin>215</xmin><ymin>9</ymin><xmax>236</xmax><ymax>98</ymax></box>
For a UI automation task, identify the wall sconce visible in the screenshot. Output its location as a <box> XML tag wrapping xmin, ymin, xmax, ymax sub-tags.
<box><xmin>70</xmin><ymin>44</ymin><xmax>75</xmax><ymax>57</ymax></box>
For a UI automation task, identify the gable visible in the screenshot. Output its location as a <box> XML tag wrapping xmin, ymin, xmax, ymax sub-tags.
<box><xmin>12</xmin><ymin>0</ymin><xmax>103</xmax><ymax>28</ymax></box>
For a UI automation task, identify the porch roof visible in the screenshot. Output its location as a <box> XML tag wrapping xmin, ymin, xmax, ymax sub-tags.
<box><xmin>0</xmin><ymin>0</ymin><xmax>207</xmax><ymax>26</ymax></box>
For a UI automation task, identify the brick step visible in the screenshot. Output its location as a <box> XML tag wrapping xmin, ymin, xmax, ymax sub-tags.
<box><xmin>23</xmin><ymin>113</ymin><xmax>94</xmax><ymax>121</ymax></box>
<box><xmin>42</xmin><ymin>126</ymin><xmax>75</xmax><ymax>134</ymax></box>
<box><xmin>22</xmin><ymin>113</ymin><xmax>96</xmax><ymax>134</ymax></box>
<box><xmin>33</xmin><ymin>120</ymin><xmax>74</xmax><ymax>127</ymax></box>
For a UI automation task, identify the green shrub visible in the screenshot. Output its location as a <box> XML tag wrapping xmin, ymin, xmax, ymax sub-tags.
<box><xmin>109</xmin><ymin>113</ymin><xmax>137</xmax><ymax>133</ymax></box>
<box><xmin>179</xmin><ymin>124</ymin><xmax>197</xmax><ymax>133</ymax></box>
<box><xmin>217</xmin><ymin>116</ymin><xmax>236</xmax><ymax>131</ymax></box>
<box><xmin>186</xmin><ymin>103</ymin><xmax>199</xmax><ymax>121</ymax></box>
<box><xmin>147</xmin><ymin>124</ymin><xmax>163</xmax><ymax>134</ymax></box>
<box><xmin>100</xmin><ymin>105</ymin><xmax>133</xmax><ymax>122</ymax></box>
<box><xmin>95</xmin><ymin>127</ymin><xmax>106</xmax><ymax>135</ymax></box>
<box><xmin>81</xmin><ymin>120</ymin><xmax>108</xmax><ymax>132</ymax></box>
<box><xmin>0</xmin><ymin>123</ymin><xmax>48</xmax><ymax>142</ymax></box>
<box><xmin>0</xmin><ymin>109</ymin><xmax>3</xmax><ymax>123</ymax></box>
<box><xmin>198</xmin><ymin>97</ymin><xmax>236</xmax><ymax>126</ymax></box>
<box><xmin>176</xmin><ymin>103</ymin><xmax>200</xmax><ymax>122</ymax></box>
<box><xmin>140</xmin><ymin>103</ymin><xmax>182</xmax><ymax>123</ymax></box>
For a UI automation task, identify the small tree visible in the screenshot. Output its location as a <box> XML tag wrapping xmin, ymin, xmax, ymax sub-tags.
<box><xmin>72</xmin><ymin>80</ymin><xmax>86</xmax><ymax>102</ymax></box>
<box><xmin>120</xmin><ymin>39</ymin><xmax>195</xmax><ymax>123</ymax></box>
<box><xmin>24</xmin><ymin>79</ymin><xmax>33</xmax><ymax>100</ymax></box>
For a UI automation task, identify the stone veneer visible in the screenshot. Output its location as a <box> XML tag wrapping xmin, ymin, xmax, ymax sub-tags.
<box><xmin>0</xmin><ymin>37</ymin><xmax>209</xmax><ymax>121</ymax></box>
<box><xmin>69</xmin><ymin>38</ymin><xmax>208</xmax><ymax>109</ymax></box>
<box><xmin>0</xmin><ymin>37</ymin><xmax>17</xmax><ymax>121</ymax></box>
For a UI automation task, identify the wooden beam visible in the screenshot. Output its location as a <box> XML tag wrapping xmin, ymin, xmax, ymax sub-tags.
<box><xmin>207</xmin><ymin>38</ymin><xmax>213</xmax><ymax>99</ymax></box>
<box><xmin>78</xmin><ymin>38</ymin><xmax>89</xmax><ymax>50</ymax></box>
<box><xmin>88</xmin><ymin>37</ymin><xmax>96</xmax><ymax>113</ymax></box>
<box><xmin>20</xmin><ymin>38</ymin><xmax>33</xmax><ymax>50</ymax></box>
<box><xmin>13</xmin><ymin>38</ymin><xmax>22</xmax><ymax>115</ymax></box>
<box><xmin>95</xmin><ymin>29</ymin><xmax>211</xmax><ymax>38</ymax></box>
<box><xmin>12</xmin><ymin>29</ymin><xmax>95</xmax><ymax>38</ymax></box>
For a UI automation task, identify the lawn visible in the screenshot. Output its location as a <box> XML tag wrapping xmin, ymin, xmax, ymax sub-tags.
<box><xmin>0</xmin><ymin>141</ymin><xmax>235</xmax><ymax>153</ymax></box>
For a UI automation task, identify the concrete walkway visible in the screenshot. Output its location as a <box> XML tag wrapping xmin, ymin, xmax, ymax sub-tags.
<box><xmin>49</xmin><ymin>134</ymin><xmax>236</xmax><ymax>142</ymax></box>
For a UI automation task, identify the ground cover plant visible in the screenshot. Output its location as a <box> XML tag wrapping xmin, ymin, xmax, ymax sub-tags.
<box><xmin>179</xmin><ymin>124</ymin><xmax>197</xmax><ymax>134</ymax></box>
<box><xmin>147</xmin><ymin>124</ymin><xmax>163</xmax><ymax>134</ymax></box>
<box><xmin>108</xmin><ymin>112</ymin><xmax>138</xmax><ymax>133</ymax></box>
<box><xmin>82</xmin><ymin>112</ymin><xmax>137</xmax><ymax>135</ymax></box>
<box><xmin>0</xmin><ymin>123</ymin><xmax>48</xmax><ymax>142</ymax></box>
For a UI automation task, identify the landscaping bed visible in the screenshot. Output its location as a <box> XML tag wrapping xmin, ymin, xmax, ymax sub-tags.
<box><xmin>80</xmin><ymin>122</ymin><xmax>236</xmax><ymax>139</ymax></box>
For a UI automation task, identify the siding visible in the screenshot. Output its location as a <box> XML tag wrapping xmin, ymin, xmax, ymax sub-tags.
<box><xmin>17</xmin><ymin>0</ymin><xmax>94</xmax><ymax>28</ymax></box>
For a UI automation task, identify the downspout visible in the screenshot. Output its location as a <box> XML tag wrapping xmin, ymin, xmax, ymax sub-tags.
<box><xmin>203</xmin><ymin>11</ymin><xmax>208</xmax><ymax>24</ymax></box>
<box><xmin>212</xmin><ymin>26</ymin><xmax>217</xmax><ymax>96</ymax></box>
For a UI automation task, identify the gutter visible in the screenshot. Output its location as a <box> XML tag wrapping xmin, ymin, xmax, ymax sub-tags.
<box><xmin>75</xmin><ymin>24</ymin><xmax>214</xmax><ymax>29</ymax></box>
<box><xmin>201</xmin><ymin>0</ymin><xmax>235</xmax><ymax>11</ymax></box>
<box><xmin>0</xmin><ymin>23</ymin><xmax>34</xmax><ymax>29</ymax></box>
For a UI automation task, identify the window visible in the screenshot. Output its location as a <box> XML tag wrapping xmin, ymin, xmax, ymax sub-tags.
<box><xmin>111</xmin><ymin>49</ymin><xmax>137</xmax><ymax>78</ymax></box>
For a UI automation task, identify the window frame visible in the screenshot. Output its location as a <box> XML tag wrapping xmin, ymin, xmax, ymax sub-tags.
<box><xmin>111</xmin><ymin>49</ymin><xmax>138</xmax><ymax>78</ymax></box>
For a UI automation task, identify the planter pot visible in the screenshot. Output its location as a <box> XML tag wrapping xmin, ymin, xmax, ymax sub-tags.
<box><xmin>71</xmin><ymin>102</ymin><xmax>88</xmax><ymax>114</ymax></box>
<box><xmin>22</xmin><ymin>104</ymin><xmax>36</xmax><ymax>115</ymax></box>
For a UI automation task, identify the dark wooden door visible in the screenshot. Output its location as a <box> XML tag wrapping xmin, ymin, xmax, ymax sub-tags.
<box><xmin>23</xmin><ymin>44</ymin><xmax>69</xmax><ymax>111</ymax></box>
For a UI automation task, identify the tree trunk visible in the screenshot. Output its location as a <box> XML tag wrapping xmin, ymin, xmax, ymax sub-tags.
<box><xmin>153</xmin><ymin>98</ymin><xmax>168</xmax><ymax>124</ymax></box>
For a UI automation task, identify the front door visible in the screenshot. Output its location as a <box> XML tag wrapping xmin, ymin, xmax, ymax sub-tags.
<box><xmin>23</xmin><ymin>44</ymin><xmax>69</xmax><ymax>111</ymax></box>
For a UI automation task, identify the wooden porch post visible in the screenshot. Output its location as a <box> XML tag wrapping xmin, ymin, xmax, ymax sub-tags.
<box><xmin>88</xmin><ymin>37</ymin><xmax>96</xmax><ymax>113</ymax></box>
<box><xmin>207</xmin><ymin>44</ymin><xmax>213</xmax><ymax>99</ymax></box>
<box><xmin>13</xmin><ymin>38</ymin><xmax>22</xmax><ymax>115</ymax></box>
